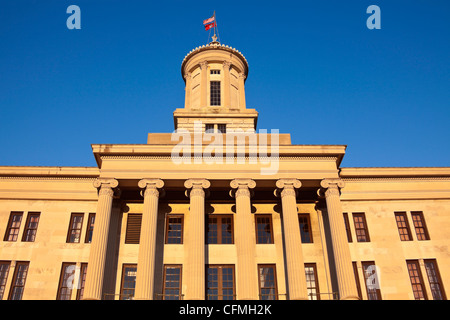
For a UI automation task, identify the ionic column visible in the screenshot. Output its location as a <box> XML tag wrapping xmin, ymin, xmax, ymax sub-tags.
<box><xmin>200</xmin><ymin>61</ymin><xmax>208</xmax><ymax>108</ymax></box>
<box><xmin>184</xmin><ymin>179</ymin><xmax>210</xmax><ymax>300</ymax></box>
<box><xmin>184</xmin><ymin>72</ymin><xmax>192</xmax><ymax>110</ymax></box>
<box><xmin>319</xmin><ymin>179</ymin><xmax>359</xmax><ymax>300</ymax></box>
<box><xmin>230</xmin><ymin>179</ymin><xmax>258</xmax><ymax>300</ymax></box>
<box><xmin>223</xmin><ymin>61</ymin><xmax>231</xmax><ymax>108</ymax></box>
<box><xmin>135</xmin><ymin>179</ymin><xmax>164</xmax><ymax>300</ymax></box>
<box><xmin>238</xmin><ymin>73</ymin><xmax>246</xmax><ymax>109</ymax></box>
<box><xmin>275</xmin><ymin>179</ymin><xmax>309</xmax><ymax>300</ymax></box>
<box><xmin>84</xmin><ymin>178</ymin><xmax>119</xmax><ymax>300</ymax></box>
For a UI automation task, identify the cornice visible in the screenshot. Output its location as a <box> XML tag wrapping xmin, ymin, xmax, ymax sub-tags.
<box><xmin>181</xmin><ymin>43</ymin><xmax>248</xmax><ymax>77</ymax></box>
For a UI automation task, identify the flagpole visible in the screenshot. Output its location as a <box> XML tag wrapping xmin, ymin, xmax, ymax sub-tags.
<box><xmin>213</xmin><ymin>11</ymin><xmax>216</xmax><ymax>39</ymax></box>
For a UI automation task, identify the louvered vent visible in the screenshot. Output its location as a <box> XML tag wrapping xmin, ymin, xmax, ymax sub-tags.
<box><xmin>125</xmin><ymin>213</ymin><xmax>142</xmax><ymax>244</ymax></box>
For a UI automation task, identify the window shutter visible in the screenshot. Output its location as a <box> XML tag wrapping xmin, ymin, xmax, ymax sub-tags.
<box><xmin>125</xmin><ymin>214</ymin><xmax>142</xmax><ymax>244</ymax></box>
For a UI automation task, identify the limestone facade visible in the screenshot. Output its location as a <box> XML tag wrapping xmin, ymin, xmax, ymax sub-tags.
<box><xmin>0</xmin><ymin>42</ymin><xmax>449</xmax><ymax>300</ymax></box>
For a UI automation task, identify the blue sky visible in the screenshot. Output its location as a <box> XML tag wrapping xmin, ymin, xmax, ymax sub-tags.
<box><xmin>0</xmin><ymin>0</ymin><xmax>449</xmax><ymax>168</ymax></box>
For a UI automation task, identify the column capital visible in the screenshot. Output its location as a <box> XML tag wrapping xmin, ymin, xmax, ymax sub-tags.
<box><xmin>199</xmin><ymin>60</ymin><xmax>208</xmax><ymax>69</ymax></box>
<box><xmin>223</xmin><ymin>60</ymin><xmax>231</xmax><ymax>69</ymax></box>
<box><xmin>93</xmin><ymin>178</ymin><xmax>119</xmax><ymax>189</ymax></box>
<box><xmin>230</xmin><ymin>179</ymin><xmax>256</xmax><ymax>189</ymax></box>
<box><xmin>184</xmin><ymin>178</ymin><xmax>210</xmax><ymax>189</ymax></box>
<box><xmin>230</xmin><ymin>179</ymin><xmax>255</xmax><ymax>199</ymax></box>
<box><xmin>139</xmin><ymin>179</ymin><xmax>164</xmax><ymax>198</ymax></box>
<box><xmin>320</xmin><ymin>178</ymin><xmax>345</xmax><ymax>189</ymax></box>
<box><xmin>318</xmin><ymin>179</ymin><xmax>345</xmax><ymax>197</ymax></box>
<box><xmin>93</xmin><ymin>178</ymin><xmax>119</xmax><ymax>197</ymax></box>
<box><xmin>185</xmin><ymin>179</ymin><xmax>210</xmax><ymax>198</ymax></box>
<box><xmin>138</xmin><ymin>178</ymin><xmax>164</xmax><ymax>189</ymax></box>
<box><xmin>276</xmin><ymin>179</ymin><xmax>301</xmax><ymax>189</ymax></box>
<box><xmin>274</xmin><ymin>179</ymin><xmax>301</xmax><ymax>198</ymax></box>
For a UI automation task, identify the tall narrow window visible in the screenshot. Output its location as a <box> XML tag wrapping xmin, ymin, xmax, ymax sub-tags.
<box><xmin>258</xmin><ymin>264</ymin><xmax>278</xmax><ymax>300</ymax></box>
<box><xmin>67</xmin><ymin>213</ymin><xmax>83</xmax><ymax>243</ymax></box>
<box><xmin>57</xmin><ymin>263</ymin><xmax>76</xmax><ymax>300</ymax></box>
<box><xmin>165</xmin><ymin>215</ymin><xmax>184</xmax><ymax>244</ymax></box>
<box><xmin>305</xmin><ymin>263</ymin><xmax>320</xmax><ymax>300</ymax></box>
<box><xmin>255</xmin><ymin>215</ymin><xmax>273</xmax><ymax>244</ymax></box>
<box><xmin>411</xmin><ymin>211</ymin><xmax>430</xmax><ymax>240</ymax></box>
<box><xmin>125</xmin><ymin>213</ymin><xmax>142</xmax><ymax>244</ymax></box>
<box><xmin>298</xmin><ymin>214</ymin><xmax>313</xmax><ymax>243</ymax></box>
<box><xmin>210</xmin><ymin>81</ymin><xmax>221</xmax><ymax>106</ymax></box>
<box><xmin>352</xmin><ymin>262</ymin><xmax>362</xmax><ymax>300</ymax></box>
<box><xmin>22</xmin><ymin>212</ymin><xmax>40</xmax><ymax>242</ymax></box>
<box><xmin>4</xmin><ymin>212</ymin><xmax>23</xmax><ymax>242</ymax></box>
<box><xmin>162</xmin><ymin>265</ymin><xmax>182</xmax><ymax>300</ymax></box>
<box><xmin>406</xmin><ymin>260</ymin><xmax>427</xmax><ymax>300</ymax></box>
<box><xmin>395</xmin><ymin>212</ymin><xmax>412</xmax><ymax>241</ymax></box>
<box><xmin>206</xmin><ymin>265</ymin><xmax>235</xmax><ymax>300</ymax></box>
<box><xmin>207</xmin><ymin>215</ymin><xmax>233</xmax><ymax>244</ymax></box>
<box><xmin>353</xmin><ymin>213</ymin><xmax>370</xmax><ymax>242</ymax></box>
<box><xmin>343</xmin><ymin>213</ymin><xmax>353</xmax><ymax>242</ymax></box>
<box><xmin>362</xmin><ymin>261</ymin><xmax>381</xmax><ymax>300</ymax></box>
<box><xmin>0</xmin><ymin>261</ymin><xmax>11</xmax><ymax>300</ymax></box>
<box><xmin>8</xmin><ymin>262</ymin><xmax>29</xmax><ymax>300</ymax></box>
<box><xmin>76</xmin><ymin>263</ymin><xmax>88</xmax><ymax>300</ymax></box>
<box><xmin>424</xmin><ymin>259</ymin><xmax>446</xmax><ymax>300</ymax></box>
<box><xmin>84</xmin><ymin>213</ymin><xmax>95</xmax><ymax>243</ymax></box>
<box><xmin>120</xmin><ymin>264</ymin><xmax>137</xmax><ymax>300</ymax></box>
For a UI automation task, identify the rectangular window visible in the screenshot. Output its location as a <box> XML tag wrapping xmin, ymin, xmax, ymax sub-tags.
<box><xmin>353</xmin><ymin>213</ymin><xmax>370</xmax><ymax>242</ymax></box>
<box><xmin>406</xmin><ymin>260</ymin><xmax>427</xmax><ymax>300</ymax></box>
<box><xmin>120</xmin><ymin>264</ymin><xmax>137</xmax><ymax>300</ymax></box>
<box><xmin>411</xmin><ymin>211</ymin><xmax>430</xmax><ymax>240</ymax></box>
<box><xmin>217</xmin><ymin>124</ymin><xmax>226</xmax><ymax>134</ymax></box>
<box><xmin>206</xmin><ymin>265</ymin><xmax>235</xmax><ymax>300</ymax></box>
<box><xmin>84</xmin><ymin>213</ymin><xmax>95</xmax><ymax>243</ymax></box>
<box><xmin>362</xmin><ymin>261</ymin><xmax>381</xmax><ymax>300</ymax></box>
<box><xmin>299</xmin><ymin>213</ymin><xmax>313</xmax><ymax>243</ymax></box>
<box><xmin>395</xmin><ymin>212</ymin><xmax>412</xmax><ymax>241</ymax></box>
<box><xmin>22</xmin><ymin>212</ymin><xmax>40</xmax><ymax>242</ymax></box>
<box><xmin>57</xmin><ymin>263</ymin><xmax>76</xmax><ymax>300</ymax></box>
<box><xmin>305</xmin><ymin>263</ymin><xmax>320</xmax><ymax>300</ymax></box>
<box><xmin>205</xmin><ymin>124</ymin><xmax>215</xmax><ymax>133</ymax></box>
<box><xmin>258</xmin><ymin>264</ymin><xmax>278</xmax><ymax>300</ymax></box>
<box><xmin>4</xmin><ymin>212</ymin><xmax>23</xmax><ymax>242</ymax></box>
<box><xmin>125</xmin><ymin>213</ymin><xmax>142</xmax><ymax>244</ymax></box>
<box><xmin>255</xmin><ymin>215</ymin><xmax>273</xmax><ymax>244</ymax></box>
<box><xmin>67</xmin><ymin>213</ymin><xmax>84</xmax><ymax>243</ymax></box>
<box><xmin>207</xmin><ymin>215</ymin><xmax>233</xmax><ymax>244</ymax></box>
<box><xmin>162</xmin><ymin>265</ymin><xmax>182</xmax><ymax>300</ymax></box>
<box><xmin>210</xmin><ymin>70</ymin><xmax>220</xmax><ymax>74</ymax></box>
<box><xmin>8</xmin><ymin>261</ymin><xmax>29</xmax><ymax>300</ymax></box>
<box><xmin>210</xmin><ymin>81</ymin><xmax>221</xmax><ymax>106</ymax></box>
<box><xmin>352</xmin><ymin>262</ymin><xmax>363</xmax><ymax>300</ymax></box>
<box><xmin>76</xmin><ymin>263</ymin><xmax>88</xmax><ymax>300</ymax></box>
<box><xmin>166</xmin><ymin>215</ymin><xmax>184</xmax><ymax>244</ymax></box>
<box><xmin>343</xmin><ymin>213</ymin><xmax>353</xmax><ymax>242</ymax></box>
<box><xmin>0</xmin><ymin>261</ymin><xmax>11</xmax><ymax>300</ymax></box>
<box><xmin>424</xmin><ymin>259</ymin><xmax>446</xmax><ymax>300</ymax></box>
